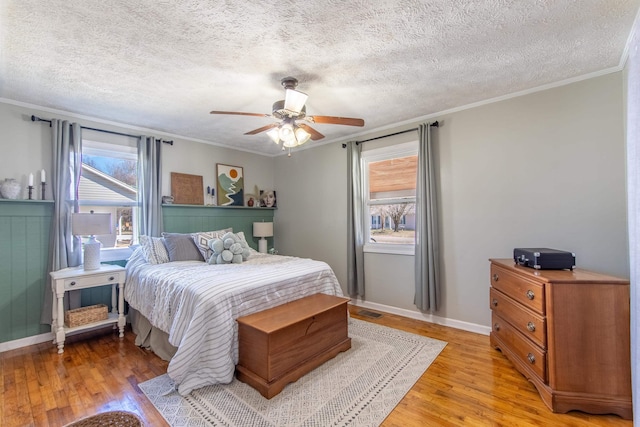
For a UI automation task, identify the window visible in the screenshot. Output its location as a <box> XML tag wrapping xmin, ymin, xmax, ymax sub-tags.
<box><xmin>362</xmin><ymin>141</ymin><xmax>417</xmax><ymax>255</ymax></box>
<box><xmin>78</xmin><ymin>139</ymin><xmax>138</xmax><ymax>259</ymax></box>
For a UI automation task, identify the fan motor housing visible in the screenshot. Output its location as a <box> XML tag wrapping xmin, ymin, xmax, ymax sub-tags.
<box><xmin>272</xmin><ymin>100</ymin><xmax>306</xmax><ymax>119</ymax></box>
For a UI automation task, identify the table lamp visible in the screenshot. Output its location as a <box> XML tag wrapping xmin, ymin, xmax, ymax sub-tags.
<box><xmin>253</xmin><ymin>221</ymin><xmax>273</xmax><ymax>254</ymax></box>
<box><xmin>72</xmin><ymin>211</ymin><xmax>112</xmax><ymax>270</ymax></box>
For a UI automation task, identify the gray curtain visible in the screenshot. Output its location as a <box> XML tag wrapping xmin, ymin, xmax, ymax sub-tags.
<box><xmin>41</xmin><ymin>120</ymin><xmax>83</xmax><ymax>325</ymax></box>
<box><xmin>346</xmin><ymin>141</ymin><xmax>365</xmax><ymax>297</ymax></box>
<box><xmin>414</xmin><ymin>123</ymin><xmax>440</xmax><ymax>311</ymax></box>
<box><xmin>138</xmin><ymin>136</ymin><xmax>163</xmax><ymax>237</ymax></box>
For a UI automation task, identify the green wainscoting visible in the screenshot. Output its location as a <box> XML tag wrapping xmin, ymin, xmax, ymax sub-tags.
<box><xmin>0</xmin><ymin>199</ymin><xmax>54</xmax><ymax>343</ymax></box>
<box><xmin>162</xmin><ymin>204</ymin><xmax>275</xmax><ymax>250</ymax></box>
<box><xmin>0</xmin><ymin>202</ymin><xmax>276</xmax><ymax>345</ymax></box>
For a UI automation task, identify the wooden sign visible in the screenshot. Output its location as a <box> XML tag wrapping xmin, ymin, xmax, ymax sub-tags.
<box><xmin>170</xmin><ymin>172</ymin><xmax>204</xmax><ymax>205</ymax></box>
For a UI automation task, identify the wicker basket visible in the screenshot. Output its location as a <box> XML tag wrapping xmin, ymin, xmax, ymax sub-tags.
<box><xmin>65</xmin><ymin>304</ymin><xmax>108</xmax><ymax>327</ymax></box>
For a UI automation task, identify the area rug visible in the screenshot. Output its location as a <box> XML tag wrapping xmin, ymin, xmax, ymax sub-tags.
<box><xmin>139</xmin><ymin>318</ymin><xmax>447</xmax><ymax>427</ymax></box>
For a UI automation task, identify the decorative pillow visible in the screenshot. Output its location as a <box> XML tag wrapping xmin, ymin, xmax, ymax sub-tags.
<box><xmin>208</xmin><ymin>232</ymin><xmax>251</xmax><ymax>264</ymax></box>
<box><xmin>235</xmin><ymin>231</ymin><xmax>258</xmax><ymax>253</ymax></box>
<box><xmin>191</xmin><ymin>228</ymin><xmax>233</xmax><ymax>260</ymax></box>
<box><xmin>139</xmin><ymin>235</ymin><xmax>170</xmax><ymax>264</ymax></box>
<box><xmin>161</xmin><ymin>232</ymin><xmax>204</xmax><ymax>262</ymax></box>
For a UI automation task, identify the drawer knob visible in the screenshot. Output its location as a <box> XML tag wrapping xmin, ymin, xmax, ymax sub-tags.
<box><xmin>527</xmin><ymin>321</ymin><xmax>536</xmax><ymax>332</ymax></box>
<box><xmin>493</xmin><ymin>323</ymin><xmax>500</xmax><ymax>331</ymax></box>
<box><xmin>492</xmin><ymin>274</ymin><xmax>499</xmax><ymax>282</ymax></box>
<box><xmin>527</xmin><ymin>353</ymin><xmax>536</xmax><ymax>364</ymax></box>
<box><xmin>109</xmin><ymin>276</ymin><xmax>115</xmax><ymax>281</ymax></box>
<box><xmin>491</xmin><ymin>299</ymin><xmax>498</xmax><ymax>307</ymax></box>
<box><xmin>69</xmin><ymin>281</ymin><xmax>76</xmax><ymax>286</ymax></box>
<box><xmin>526</xmin><ymin>290</ymin><xmax>535</xmax><ymax>300</ymax></box>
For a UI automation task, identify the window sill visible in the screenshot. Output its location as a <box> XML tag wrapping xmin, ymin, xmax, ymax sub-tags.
<box><xmin>101</xmin><ymin>246</ymin><xmax>136</xmax><ymax>262</ymax></box>
<box><xmin>363</xmin><ymin>243</ymin><xmax>414</xmax><ymax>256</ymax></box>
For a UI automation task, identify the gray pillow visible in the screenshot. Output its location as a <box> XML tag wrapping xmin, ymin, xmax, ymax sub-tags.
<box><xmin>161</xmin><ymin>232</ymin><xmax>204</xmax><ymax>262</ymax></box>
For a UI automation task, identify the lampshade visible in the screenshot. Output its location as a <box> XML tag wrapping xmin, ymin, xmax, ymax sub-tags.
<box><xmin>284</xmin><ymin>89</ymin><xmax>308</xmax><ymax>114</ymax></box>
<box><xmin>72</xmin><ymin>212</ymin><xmax>112</xmax><ymax>271</ymax></box>
<box><xmin>72</xmin><ymin>212</ymin><xmax>112</xmax><ymax>236</ymax></box>
<box><xmin>253</xmin><ymin>222</ymin><xmax>273</xmax><ymax>238</ymax></box>
<box><xmin>253</xmin><ymin>221</ymin><xmax>273</xmax><ymax>254</ymax></box>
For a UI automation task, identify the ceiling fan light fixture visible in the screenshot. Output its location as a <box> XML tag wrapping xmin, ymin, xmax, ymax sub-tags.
<box><xmin>279</xmin><ymin>122</ymin><xmax>295</xmax><ymax>141</ymax></box>
<box><xmin>266</xmin><ymin>127</ymin><xmax>280</xmax><ymax>144</ymax></box>
<box><xmin>284</xmin><ymin>89</ymin><xmax>308</xmax><ymax>115</ymax></box>
<box><xmin>294</xmin><ymin>126</ymin><xmax>311</xmax><ymax>145</ymax></box>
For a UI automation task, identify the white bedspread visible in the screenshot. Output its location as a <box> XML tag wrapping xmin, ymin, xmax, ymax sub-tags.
<box><xmin>124</xmin><ymin>249</ymin><xmax>345</xmax><ymax>395</ymax></box>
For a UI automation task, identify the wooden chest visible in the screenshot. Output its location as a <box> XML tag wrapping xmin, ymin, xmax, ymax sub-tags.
<box><xmin>489</xmin><ymin>259</ymin><xmax>631</xmax><ymax>419</ymax></box>
<box><xmin>236</xmin><ymin>293</ymin><xmax>351</xmax><ymax>398</ymax></box>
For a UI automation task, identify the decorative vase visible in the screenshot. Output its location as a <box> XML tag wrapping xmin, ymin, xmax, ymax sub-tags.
<box><xmin>0</xmin><ymin>178</ymin><xmax>21</xmax><ymax>199</ymax></box>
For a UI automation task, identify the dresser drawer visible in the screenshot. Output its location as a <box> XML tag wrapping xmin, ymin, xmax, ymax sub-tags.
<box><xmin>492</xmin><ymin>313</ymin><xmax>546</xmax><ymax>382</ymax></box>
<box><xmin>64</xmin><ymin>272</ymin><xmax>121</xmax><ymax>290</ymax></box>
<box><xmin>490</xmin><ymin>287</ymin><xmax>546</xmax><ymax>348</ymax></box>
<box><xmin>490</xmin><ymin>264</ymin><xmax>545</xmax><ymax>314</ymax></box>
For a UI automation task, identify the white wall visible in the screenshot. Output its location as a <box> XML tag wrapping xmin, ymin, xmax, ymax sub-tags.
<box><xmin>275</xmin><ymin>72</ymin><xmax>628</xmax><ymax>329</ymax></box>
<box><xmin>622</xmin><ymin>11</ymin><xmax>639</xmax><ymax>423</ymax></box>
<box><xmin>0</xmin><ymin>101</ymin><xmax>275</xmax><ymax>206</ymax></box>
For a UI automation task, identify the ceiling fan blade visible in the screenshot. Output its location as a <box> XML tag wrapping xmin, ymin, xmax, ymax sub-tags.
<box><xmin>308</xmin><ymin>115</ymin><xmax>365</xmax><ymax>127</ymax></box>
<box><xmin>298</xmin><ymin>123</ymin><xmax>325</xmax><ymax>140</ymax></box>
<box><xmin>244</xmin><ymin>123</ymin><xmax>279</xmax><ymax>135</ymax></box>
<box><xmin>210</xmin><ymin>110</ymin><xmax>271</xmax><ymax>118</ymax></box>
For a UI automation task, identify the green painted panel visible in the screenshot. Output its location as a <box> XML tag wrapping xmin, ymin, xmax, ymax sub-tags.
<box><xmin>0</xmin><ymin>201</ymin><xmax>53</xmax><ymax>343</ymax></box>
<box><xmin>0</xmin><ymin>202</ymin><xmax>274</xmax><ymax>344</ymax></box>
<box><xmin>162</xmin><ymin>205</ymin><xmax>275</xmax><ymax>250</ymax></box>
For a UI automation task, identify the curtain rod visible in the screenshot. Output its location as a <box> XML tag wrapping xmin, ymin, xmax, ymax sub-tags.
<box><xmin>31</xmin><ymin>115</ymin><xmax>174</xmax><ymax>145</ymax></box>
<box><xmin>341</xmin><ymin>121</ymin><xmax>438</xmax><ymax>148</ymax></box>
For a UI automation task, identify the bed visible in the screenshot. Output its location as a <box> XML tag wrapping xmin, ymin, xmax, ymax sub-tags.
<box><xmin>123</xmin><ymin>231</ymin><xmax>345</xmax><ymax>395</ymax></box>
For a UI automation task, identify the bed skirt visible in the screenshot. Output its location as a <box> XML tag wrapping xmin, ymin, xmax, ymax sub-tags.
<box><xmin>129</xmin><ymin>308</ymin><xmax>177</xmax><ymax>361</ymax></box>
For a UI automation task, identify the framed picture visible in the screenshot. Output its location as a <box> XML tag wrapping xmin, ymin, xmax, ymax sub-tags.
<box><xmin>216</xmin><ymin>164</ymin><xmax>244</xmax><ymax>206</ymax></box>
<box><xmin>259</xmin><ymin>189</ymin><xmax>277</xmax><ymax>208</ymax></box>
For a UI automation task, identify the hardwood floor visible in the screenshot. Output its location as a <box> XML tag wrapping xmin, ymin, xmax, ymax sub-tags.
<box><xmin>1</xmin><ymin>306</ymin><xmax>633</xmax><ymax>426</ymax></box>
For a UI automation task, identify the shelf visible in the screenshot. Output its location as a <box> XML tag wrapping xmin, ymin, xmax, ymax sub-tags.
<box><xmin>0</xmin><ymin>198</ymin><xmax>54</xmax><ymax>204</ymax></box>
<box><xmin>64</xmin><ymin>312</ymin><xmax>119</xmax><ymax>334</ymax></box>
<box><xmin>162</xmin><ymin>204</ymin><xmax>274</xmax><ymax>210</ymax></box>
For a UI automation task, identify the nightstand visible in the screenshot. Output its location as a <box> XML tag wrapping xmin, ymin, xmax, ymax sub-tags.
<box><xmin>49</xmin><ymin>264</ymin><xmax>126</xmax><ymax>354</ymax></box>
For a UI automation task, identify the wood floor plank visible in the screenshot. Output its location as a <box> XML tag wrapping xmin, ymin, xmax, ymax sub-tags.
<box><xmin>0</xmin><ymin>307</ymin><xmax>633</xmax><ymax>427</ymax></box>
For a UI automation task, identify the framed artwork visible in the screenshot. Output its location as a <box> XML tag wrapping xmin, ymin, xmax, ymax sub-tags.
<box><xmin>216</xmin><ymin>164</ymin><xmax>244</xmax><ymax>206</ymax></box>
<box><xmin>259</xmin><ymin>189</ymin><xmax>277</xmax><ymax>208</ymax></box>
<box><xmin>170</xmin><ymin>172</ymin><xmax>204</xmax><ymax>205</ymax></box>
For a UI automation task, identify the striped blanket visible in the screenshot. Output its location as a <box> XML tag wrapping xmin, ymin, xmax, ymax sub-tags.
<box><xmin>124</xmin><ymin>249</ymin><xmax>344</xmax><ymax>395</ymax></box>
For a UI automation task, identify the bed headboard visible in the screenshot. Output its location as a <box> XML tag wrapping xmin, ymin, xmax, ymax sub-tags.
<box><xmin>162</xmin><ymin>204</ymin><xmax>275</xmax><ymax>250</ymax></box>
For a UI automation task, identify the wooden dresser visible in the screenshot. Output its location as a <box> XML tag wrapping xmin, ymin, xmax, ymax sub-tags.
<box><xmin>236</xmin><ymin>293</ymin><xmax>351</xmax><ymax>398</ymax></box>
<box><xmin>489</xmin><ymin>259</ymin><xmax>631</xmax><ymax>419</ymax></box>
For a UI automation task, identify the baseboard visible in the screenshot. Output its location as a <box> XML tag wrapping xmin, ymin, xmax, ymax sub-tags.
<box><xmin>1</xmin><ymin>321</ymin><xmax>127</xmax><ymax>354</ymax></box>
<box><xmin>349</xmin><ymin>298</ymin><xmax>491</xmax><ymax>336</ymax></box>
<box><xmin>1</xmin><ymin>304</ymin><xmax>490</xmax><ymax>354</ymax></box>
<box><xmin>0</xmin><ymin>332</ymin><xmax>53</xmax><ymax>353</ymax></box>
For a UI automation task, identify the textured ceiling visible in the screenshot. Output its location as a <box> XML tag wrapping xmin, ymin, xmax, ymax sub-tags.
<box><xmin>1</xmin><ymin>1</ymin><xmax>638</xmax><ymax>156</ymax></box>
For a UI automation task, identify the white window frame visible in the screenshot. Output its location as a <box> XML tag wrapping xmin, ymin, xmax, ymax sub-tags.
<box><xmin>362</xmin><ymin>141</ymin><xmax>417</xmax><ymax>256</ymax></box>
<box><xmin>80</xmin><ymin>139</ymin><xmax>139</xmax><ymax>261</ymax></box>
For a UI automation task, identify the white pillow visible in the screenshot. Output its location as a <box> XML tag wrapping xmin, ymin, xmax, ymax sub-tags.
<box><xmin>139</xmin><ymin>235</ymin><xmax>170</xmax><ymax>264</ymax></box>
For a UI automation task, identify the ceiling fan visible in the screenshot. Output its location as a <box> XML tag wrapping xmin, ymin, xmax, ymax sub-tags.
<box><xmin>210</xmin><ymin>77</ymin><xmax>365</xmax><ymax>150</ymax></box>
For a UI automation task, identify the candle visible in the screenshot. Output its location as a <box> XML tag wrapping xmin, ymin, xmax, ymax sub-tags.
<box><xmin>41</xmin><ymin>169</ymin><xmax>45</xmax><ymax>183</ymax></box>
<box><xmin>28</xmin><ymin>173</ymin><xmax>33</xmax><ymax>187</ymax></box>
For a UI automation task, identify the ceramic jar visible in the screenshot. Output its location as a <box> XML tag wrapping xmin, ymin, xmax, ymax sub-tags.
<box><xmin>0</xmin><ymin>178</ymin><xmax>21</xmax><ymax>199</ymax></box>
